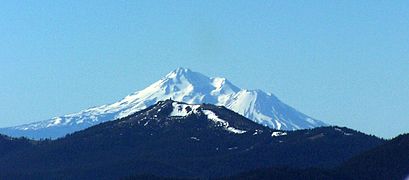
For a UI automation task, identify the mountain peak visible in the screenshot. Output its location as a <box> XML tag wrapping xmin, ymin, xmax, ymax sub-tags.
<box><xmin>165</xmin><ymin>67</ymin><xmax>194</xmax><ymax>78</ymax></box>
<box><xmin>162</xmin><ymin>67</ymin><xmax>210</xmax><ymax>86</ymax></box>
<box><xmin>120</xmin><ymin>99</ymin><xmax>265</xmax><ymax>136</ymax></box>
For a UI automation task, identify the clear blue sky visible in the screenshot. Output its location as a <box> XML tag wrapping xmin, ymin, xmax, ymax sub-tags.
<box><xmin>1</xmin><ymin>1</ymin><xmax>408</xmax><ymax>138</ymax></box>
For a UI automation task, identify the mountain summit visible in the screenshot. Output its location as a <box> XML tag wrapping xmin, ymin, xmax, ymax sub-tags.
<box><xmin>0</xmin><ymin>67</ymin><xmax>326</xmax><ymax>139</ymax></box>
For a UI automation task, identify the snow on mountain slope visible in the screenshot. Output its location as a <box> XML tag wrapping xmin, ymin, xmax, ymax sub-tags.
<box><xmin>167</xmin><ymin>101</ymin><xmax>248</xmax><ymax>134</ymax></box>
<box><xmin>0</xmin><ymin>67</ymin><xmax>326</xmax><ymax>139</ymax></box>
<box><xmin>225</xmin><ymin>90</ymin><xmax>323</xmax><ymax>130</ymax></box>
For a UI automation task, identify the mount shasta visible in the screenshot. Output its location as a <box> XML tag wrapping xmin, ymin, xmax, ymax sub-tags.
<box><xmin>0</xmin><ymin>68</ymin><xmax>326</xmax><ymax>139</ymax></box>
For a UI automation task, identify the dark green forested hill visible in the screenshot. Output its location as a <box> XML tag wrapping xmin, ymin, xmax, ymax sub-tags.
<box><xmin>337</xmin><ymin>133</ymin><xmax>409</xmax><ymax>180</ymax></box>
<box><xmin>223</xmin><ymin>134</ymin><xmax>409</xmax><ymax>180</ymax></box>
<box><xmin>0</xmin><ymin>100</ymin><xmax>385</xmax><ymax>179</ymax></box>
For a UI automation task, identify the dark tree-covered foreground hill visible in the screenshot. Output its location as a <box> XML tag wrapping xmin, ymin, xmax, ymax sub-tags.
<box><xmin>0</xmin><ymin>100</ymin><xmax>384</xmax><ymax>179</ymax></box>
<box><xmin>337</xmin><ymin>133</ymin><xmax>409</xmax><ymax>180</ymax></box>
<box><xmin>223</xmin><ymin>134</ymin><xmax>409</xmax><ymax>180</ymax></box>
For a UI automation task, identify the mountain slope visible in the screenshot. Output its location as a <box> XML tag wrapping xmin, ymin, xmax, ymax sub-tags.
<box><xmin>0</xmin><ymin>100</ymin><xmax>382</xmax><ymax>179</ymax></box>
<box><xmin>337</xmin><ymin>133</ymin><xmax>409</xmax><ymax>180</ymax></box>
<box><xmin>0</xmin><ymin>134</ymin><xmax>33</xmax><ymax>158</ymax></box>
<box><xmin>0</xmin><ymin>67</ymin><xmax>326</xmax><ymax>139</ymax></box>
<box><xmin>223</xmin><ymin>134</ymin><xmax>409</xmax><ymax>180</ymax></box>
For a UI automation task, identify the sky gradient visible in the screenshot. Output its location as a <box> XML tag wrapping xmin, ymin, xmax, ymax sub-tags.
<box><xmin>1</xmin><ymin>1</ymin><xmax>408</xmax><ymax>138</ymax></box>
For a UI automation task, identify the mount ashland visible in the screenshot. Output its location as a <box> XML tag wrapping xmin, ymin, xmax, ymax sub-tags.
<box><xmin>0</xmin><ymin>68</ymin><xmax>326</xmax><ymax>139</ymax></box>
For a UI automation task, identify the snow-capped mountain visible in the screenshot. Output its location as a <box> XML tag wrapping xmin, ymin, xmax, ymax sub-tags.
<box><xmin>0</xmin><ymin>67</ymin><xmax>326</xmax><ymax>139</ymax></box>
